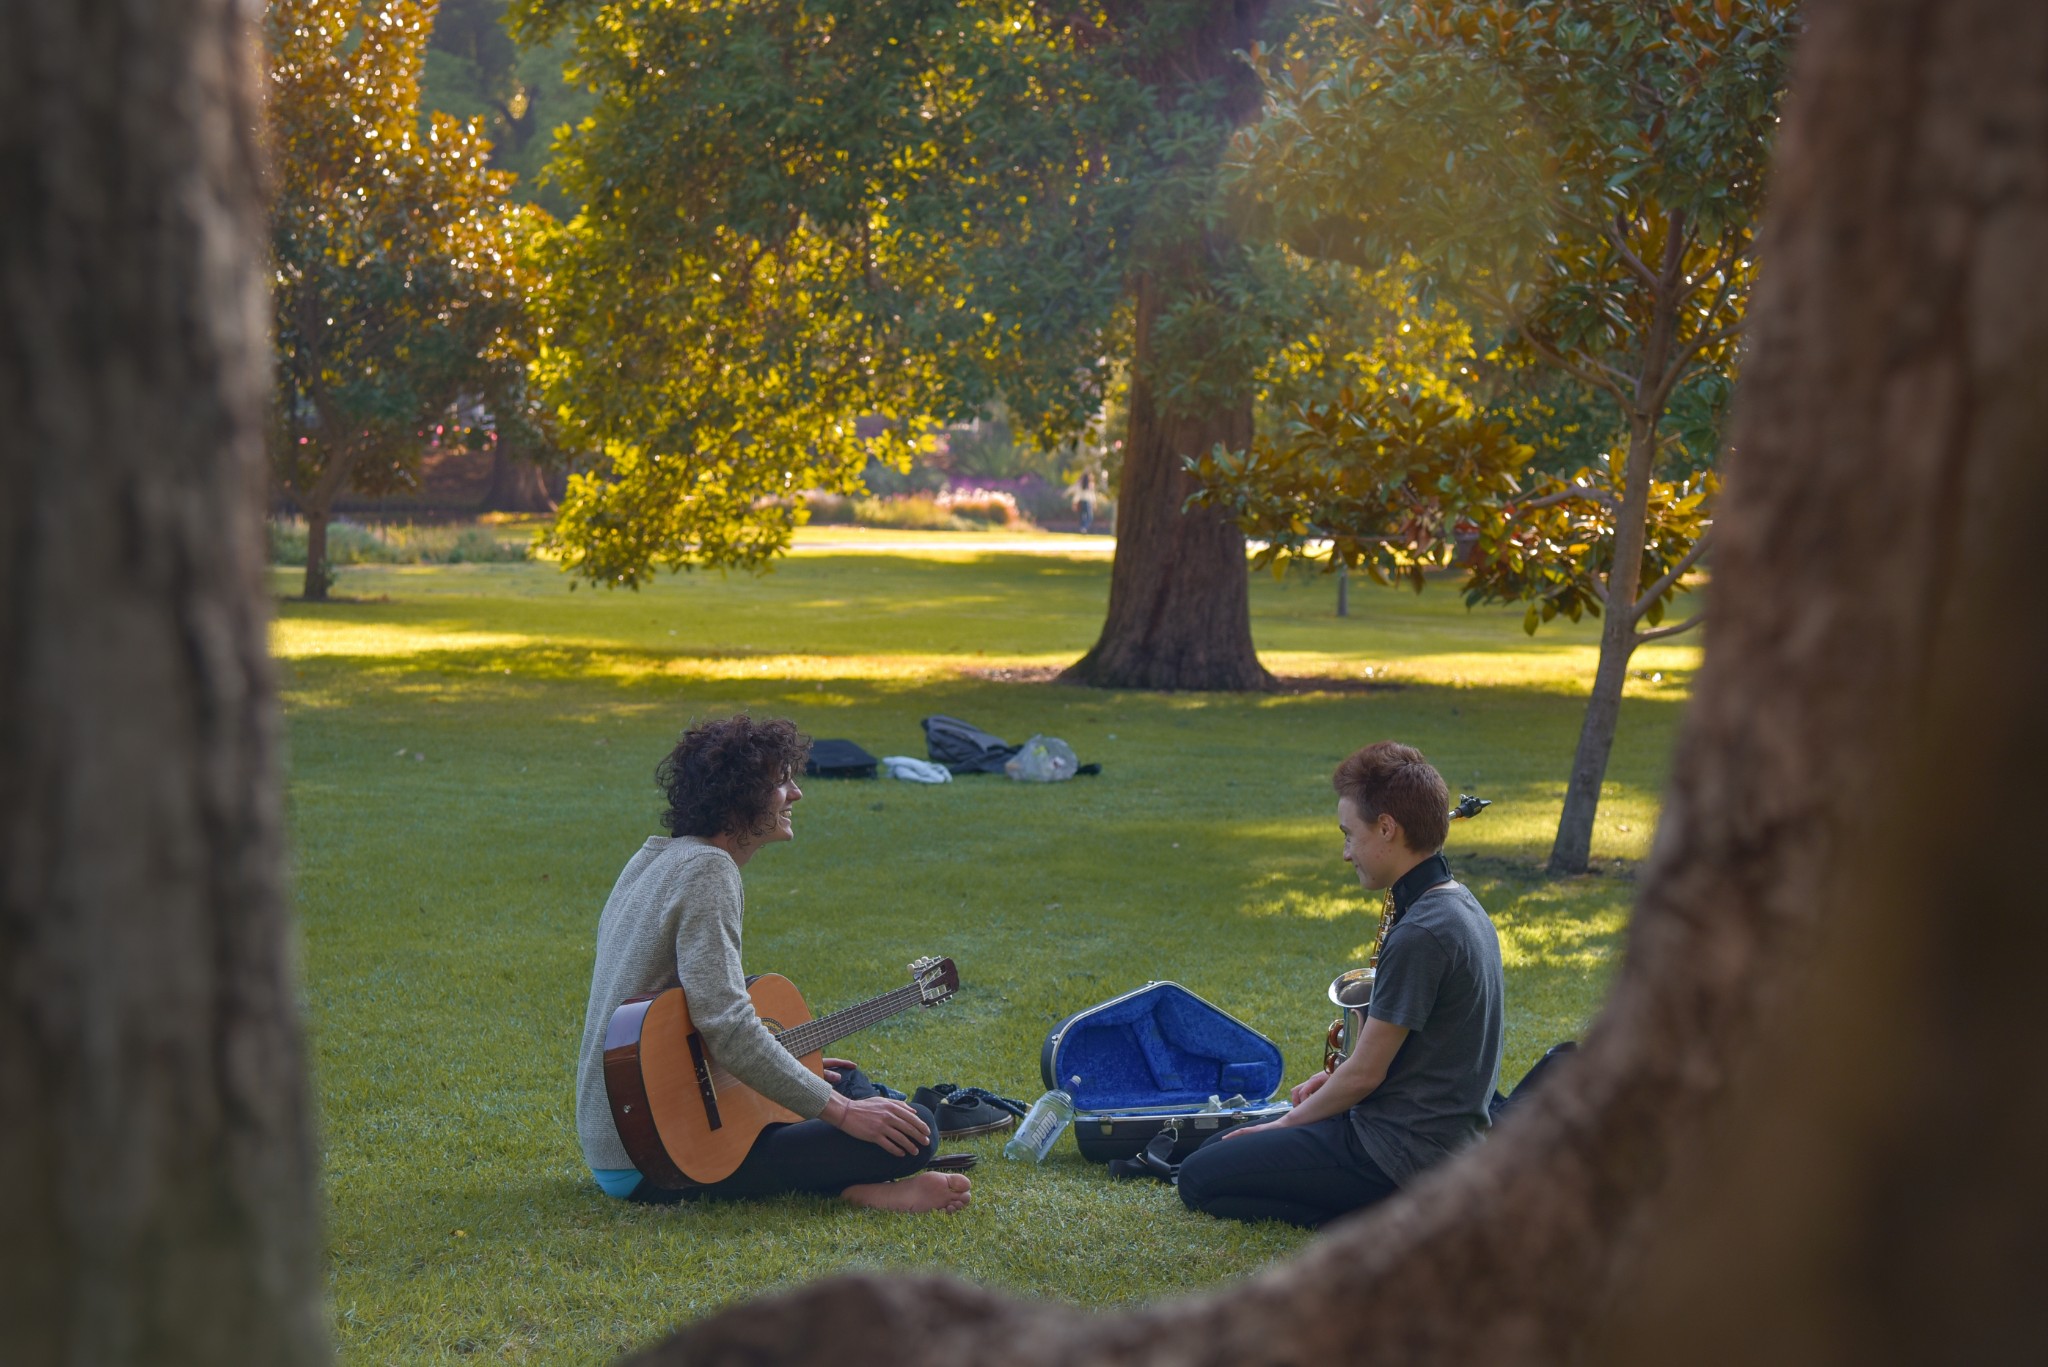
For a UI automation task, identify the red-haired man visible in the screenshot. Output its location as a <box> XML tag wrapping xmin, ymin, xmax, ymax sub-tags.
<box><xmin>1177</xmin><ymin>741</ymin><xmax>1505</xmax><ymax>1226</ymax></box>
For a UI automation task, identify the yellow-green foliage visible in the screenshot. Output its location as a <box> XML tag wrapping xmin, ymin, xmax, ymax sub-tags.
<box><xmin>278</xmin><ymin>535</ymin><xmax>1693</xmax><ymax>1363</ymax></box>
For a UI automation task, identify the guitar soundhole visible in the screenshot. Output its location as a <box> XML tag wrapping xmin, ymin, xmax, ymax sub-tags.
<box><xmin>758</xmin><ymin>1017</ymin><xmax>785</xmax><ymax>1032</ymax></box>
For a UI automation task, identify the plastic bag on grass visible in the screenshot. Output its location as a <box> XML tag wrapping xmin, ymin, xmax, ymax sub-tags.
<box><xmin>1004</xmin><ymin>735</ymin><xmax>1079</xmax><ymax>783</ymax></box>
<box><xmin>882</xmin><ymin>755</ymin><xmax>953</xmax><ymax>784</ymax></box>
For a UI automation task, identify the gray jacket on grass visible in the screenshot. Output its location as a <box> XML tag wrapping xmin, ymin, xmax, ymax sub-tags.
<box><xmin>574</xmin><ymin>836</ymin><xmax>835</xmax><ymax>1172</ymax></box>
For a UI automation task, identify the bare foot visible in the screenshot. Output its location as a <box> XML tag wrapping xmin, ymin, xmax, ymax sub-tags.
<box><xmin>841</xmin><ymin>1171</ymin><xmax>972</xmax><ymax>1214</ymax></box>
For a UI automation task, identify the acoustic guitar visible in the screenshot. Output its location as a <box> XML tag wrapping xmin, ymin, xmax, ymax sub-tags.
<box><xmin>602</xmin><ymin>955</ymin><xmax>960</xmax><ymax>1188</ymax></box>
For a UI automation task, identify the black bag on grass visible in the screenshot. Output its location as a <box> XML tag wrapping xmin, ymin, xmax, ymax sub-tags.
<box><xmin>1487</xmin><ymin>1040</ymin><xmax>1577</xmax><ymax>1124</ymax></box>
<box><xmin>805</xmin><ymin>739</ymin><xmax>879</xmax><ymax>779</ymax></box>
<box><xmin>920</xmin><ymin>715</ymin><xmax>1019</xmax><ymax>775</ymax></box>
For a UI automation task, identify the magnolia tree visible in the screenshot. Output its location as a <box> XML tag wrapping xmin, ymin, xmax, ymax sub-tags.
<box><xmin>1210</xmin><ymin>0</ymin><xmax>1795</xmax><ymax>871</ymax></box>
<box><xmin>268</xmin><ymin>0</ymin><xmax>548</xmax><ymax>600</ymax></box>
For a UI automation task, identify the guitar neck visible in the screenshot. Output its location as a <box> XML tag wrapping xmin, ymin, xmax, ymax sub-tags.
<box><xmin>774</xmin><ymin>981</ymin><xmax>924</xmax><ymax>1060</ymax></box>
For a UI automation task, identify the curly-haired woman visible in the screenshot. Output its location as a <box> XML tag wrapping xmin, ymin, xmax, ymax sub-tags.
<box><xmin>573</xmin><ymin>714</ymin><xmax>971</xmax><ymax>1213</ymax></box>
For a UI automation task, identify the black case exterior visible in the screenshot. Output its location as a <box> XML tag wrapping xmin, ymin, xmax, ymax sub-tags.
<box><xmin>1072</xmin><ymin>1101</ymin><xmax>1292</xmax><ymax>1162</ymax></box>
<box><xmin>1039</xmin><ymin>981</ymin><xmax>1290</xmax><ymax>1163</ymax></box>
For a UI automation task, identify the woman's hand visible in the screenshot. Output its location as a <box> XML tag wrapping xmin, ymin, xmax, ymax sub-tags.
<box><xmin>1289</xmin><ymin>1071</ymin><xmax>1332</xmax><ymax>1107</ymax></box>
<box><xmin>822</xmin><ymin>1094</ymin><xmax>931</xmax><ymax>1156</ymax></box>
<box><xmin>822</xmin><ymin>1057</ymin><xmax>857</xmax><ymax>1084</ymax></box>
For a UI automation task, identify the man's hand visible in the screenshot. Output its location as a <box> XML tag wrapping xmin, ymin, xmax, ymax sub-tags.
<box><xmin>822</xmin><ymin>1057</ymin><xmax>857</xmax><ymax>1084</ymax></box>
<box><xmin>822</xmin><ymin>1094</ymin><xmax>931</xmax><ymax>1156</ymax></box>
<box><xmin>1289</xmin><ymin>1071</ymin><xmax>1332</xmax><ymax>1107</ymax></box>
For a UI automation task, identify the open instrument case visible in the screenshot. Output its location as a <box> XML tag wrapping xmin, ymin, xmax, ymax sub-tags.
<box><xmin>1041</xmin><ymin>981</ymin><xmax>1290</xmax><ymax>1163</ymax></box>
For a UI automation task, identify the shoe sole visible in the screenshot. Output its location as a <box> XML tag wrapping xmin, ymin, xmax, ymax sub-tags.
<box><xmin>938</xmin><ymin>1115</ymin><xmax>1016</xmax><ymax>1138</ymax></box>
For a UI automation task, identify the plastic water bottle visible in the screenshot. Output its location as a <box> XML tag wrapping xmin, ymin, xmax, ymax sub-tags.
<box><xmin>1002</xmin><ymin>1089</ymin><xmax>1075</xmax><ymax>1162</ymax></box>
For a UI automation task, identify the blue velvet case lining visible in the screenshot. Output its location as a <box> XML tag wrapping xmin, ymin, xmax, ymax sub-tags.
<box><xmin>1041</xmin><ymin>981</ymin><xmax>1284</xmax><ymax>1111</ymax></box>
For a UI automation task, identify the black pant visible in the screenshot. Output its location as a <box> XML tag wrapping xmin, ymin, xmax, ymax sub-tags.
<box><xmin>1176</xmin><ymin>1115</ymin><xmax>1399</xmax><ymax>1227</ymax></box>
<box><xmin>629</xmin><ymin>1067</ymin><xmax>937</xmax><ymax>1204</ymax></box>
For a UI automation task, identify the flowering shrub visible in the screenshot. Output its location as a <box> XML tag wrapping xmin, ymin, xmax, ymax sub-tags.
<box><xmin>932</xmin><ymin>487</ymin><xmax>1022</xmax><ymax>527</ymax></box>
<box><xmin>795</xmin><ymin>488</ymin><xmax>1032</xmax><ymax>531</ymax></box>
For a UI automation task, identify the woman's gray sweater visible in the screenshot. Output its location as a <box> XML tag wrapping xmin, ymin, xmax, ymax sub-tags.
<box><xmin>574</xmin><ymin>836</ymin><xmax>836</xmax><ymax>1172</ymax></box>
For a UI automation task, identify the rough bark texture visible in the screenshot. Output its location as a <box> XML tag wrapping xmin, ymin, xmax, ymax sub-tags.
<box><xmin>1590</xmin><ymin>0</ymin><xmax>2048</xmax><ymax>1356</ymax></box>
<box><xmin>1061</xmin><ymin>0</ymin><xmax>1276</xmax><ymax>692</ymax></box>
<box><xmin>0</xmin><ymin>4</ymin><xmax>327</xmax><ymax>1366</ymax></box>
<box><xmin>1064</xmin><ymin>265</ymin><xmax>1276</xmax><ymax>691</ymax></box>
<box><xmin>625</xmin><ymin>1</ymin><xmax>2048</xmax><ymax>1362</ymax></box>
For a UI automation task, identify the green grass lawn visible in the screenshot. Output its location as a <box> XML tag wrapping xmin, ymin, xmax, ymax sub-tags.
<box><xmin>277</xmin><ymin>531</ymin><xmax>1698</xmax><ymax>1364</ymax></box>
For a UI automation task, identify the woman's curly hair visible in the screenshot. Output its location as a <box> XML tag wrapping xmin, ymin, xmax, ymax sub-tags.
<box><xmin>656</xmin><ymin>715</ymin><xmax>811</xmax><ymax>841</ymax></box>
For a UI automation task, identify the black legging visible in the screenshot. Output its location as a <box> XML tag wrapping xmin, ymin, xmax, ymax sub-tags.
<box><xmin>1176</xmin><ymin>1115</ymin><xmax>1399</xmax><ymax>1227</ymax></box>
<box><xmin>628</xmin><ymin>1067</ymin><xmax>937</xmax><ymax>1204</ymax></box>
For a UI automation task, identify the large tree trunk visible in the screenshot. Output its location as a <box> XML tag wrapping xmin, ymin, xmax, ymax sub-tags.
<box><xmin>481</xmin><ymin>446</ymin><xmax>559</xmax><ymax>513</ymax></box>
<box><xmin>1063</xmin><ymin>263</ymin><xmax>1275</xmax><ymax>690</ymax></box>
<box><xmin>302</xmin><ymin>503</ymin><xmax>334</xmax><ymax>601</ymax></box>
<box><xmin>1061</xmin><ymin>0</ymin><xmax>1275</xmax><ymax>692</ymax></box>
<box><xmin>0</xmin><ymin>4</ymin><xmax>326</xmax><ymax>1366</ymax></box>
<box><xmin>624</xmin><ymin>2</ymin><xmax>2048</xmax><ymax>1362</ymax></box>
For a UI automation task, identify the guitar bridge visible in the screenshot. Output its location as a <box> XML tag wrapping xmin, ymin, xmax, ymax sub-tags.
<box><xmin>686</xmin><ymin>1031</ymin><xmax>723</xmax><ymax>1131</ymax></box>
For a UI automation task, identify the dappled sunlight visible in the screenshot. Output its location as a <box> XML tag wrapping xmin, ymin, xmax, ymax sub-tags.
<box><xmin>1248</xmin><ymin>646</ymin><xmax>1704</xmax><ymax>695</ymax></box>
<box><xmin>788</xmin><ymin>527</ymin><xmax>1118</xmax><ymax>558</ymax></box>
<box><xmin>269</xmin><ymin>557</ymin><xmax>1705</xmax><ymax>699</ymax></box>
<box><xmin>1491</xmin><ymin>894</ymin><xmax>1630</xmax><ymax>971</ymax></box>
<box><xmin>1239</xmin><ymin>884</ymin><xmax>1370</xmax><ymax>922</ymax></box>
<box><xmin>272</xmin><ymin>618</ymin><xmax>549</xmax><ymax>660</ymax></box>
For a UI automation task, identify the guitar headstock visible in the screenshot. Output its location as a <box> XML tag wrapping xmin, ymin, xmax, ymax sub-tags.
<box><xmin>907</xmin><ymin>955</ymin><xmax>960</xmax><ymax>1007</ymax></box>
<box><xmin>1449</xmin><ymin>794</ymin><xmax>1492</xmax><ymax>821</ymax></box>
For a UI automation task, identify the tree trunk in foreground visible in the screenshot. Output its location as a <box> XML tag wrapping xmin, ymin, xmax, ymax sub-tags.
<box><xmin>1061</xmin><ymin>0</ymin><xmax>1275</xmax><ymax>692</ymax></box>
<box><xmin>627</xmin><ymin>2</ymin><xmax>2048</xmax><ymax>1362</ymax></box>
<box><xmin>1063</xmin><ymin>264</ymin><xmax>1275</xmax><ymax>690</ymax></box>
<box><xmin>0</xmin><ymin>4</ymin><xmax>326</xmax><ymax>1366</ymax></box>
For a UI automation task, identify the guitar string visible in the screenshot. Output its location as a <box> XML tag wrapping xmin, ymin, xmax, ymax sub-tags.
<box><xmin>703</xmin><ymin>980</ymin><xmax>937</xmax><ymax>1089</ymax></box>
<box><xmin>777</xmin><ymin>982</ymin><xmax>924</xmax><ymax>1056</ymax></box>
<box><xmin>707</xmin><ymin>987</ymin><xmax>917</xmax><ymax>1089</ymax></box>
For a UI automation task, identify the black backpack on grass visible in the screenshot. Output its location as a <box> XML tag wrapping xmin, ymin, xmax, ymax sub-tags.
<box><xmin>920</xmin><ymin>715</ymin><xmax>1019</xmax><ymax>775</ymax></box>
<box><xmin>805</xmin><ymin>739</ymin><xmax>879</xmax><ymax>779</ymax></box>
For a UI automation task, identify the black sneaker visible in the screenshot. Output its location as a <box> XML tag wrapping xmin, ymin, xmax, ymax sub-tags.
<box><xmin>911</xmin><ymin>1084</ymin><xmax>1025</xmax><ymax>1138</ymax></box>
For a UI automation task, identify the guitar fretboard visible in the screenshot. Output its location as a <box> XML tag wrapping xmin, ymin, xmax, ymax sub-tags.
<box><xmin>773</xmin><ymin>981</ymin><xmax>926</xmax><ymax>1060</ymax></box>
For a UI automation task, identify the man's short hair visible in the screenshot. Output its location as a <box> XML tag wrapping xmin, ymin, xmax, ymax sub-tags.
<box><xmin>1332</xmin><ymin>741</ymin><xmax>1450</xmax><ymax>854</ymax></box>
<box><xmin>656</xmin><ymin>714</ymin><xmax>810</xmax><ymax>840</ymax></box>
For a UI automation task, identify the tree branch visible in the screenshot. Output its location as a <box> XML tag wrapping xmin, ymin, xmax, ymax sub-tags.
<box><xmin>1515</xmin><ymin>486</ymin><xmax>1598</xmax><ymax>512</ymax></box>
<box><xmin>1635</xmin><ymin>608</ymin><xmax>1705</xmax><ymax>643</ymax></box>
<box><xmin>1650</xmin><ymin>319</ymin><xmax>1747</xmax><ymax>412</ymax></box>
<box><xmin>1659</xmin><ymin>209</ymin><xmax>1692</xmax><ymax>290</ymax></box>
<box><xmin>1517</xmin><ymin>326</ymin><xmax>1634</xmax><ymax>406</ymax></box>
<box><xmin>1632</xmin><ymin>530</ymin><xmax>1713</xmax><ymax>622</ymax></box>
<box><xmin>1606</xmin><ymin>214</ymin><xmax>1660</xmax><ymax>287</ymax></box>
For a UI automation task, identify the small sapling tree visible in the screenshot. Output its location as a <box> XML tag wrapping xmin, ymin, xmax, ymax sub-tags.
<box><xmin>1222</xmin><ymin>0</ymin><xmax>1795</xmax><ymax>871</ymax></box>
